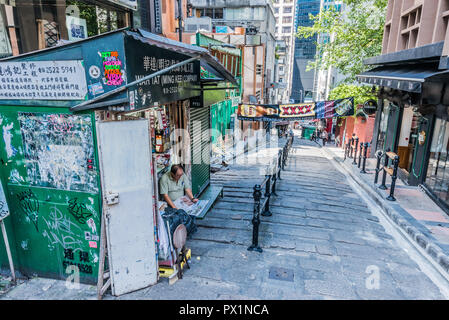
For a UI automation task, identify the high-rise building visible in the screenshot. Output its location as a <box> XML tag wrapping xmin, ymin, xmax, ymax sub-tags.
<box><xmin>290</xmin><ymin>0</ymin><xmax>320</xmax><ymax>103</ymax></box>
<box><xmin>273</xmin><ymin>0</ymin><xmax>295</xmax><ymax>103</ymax></box>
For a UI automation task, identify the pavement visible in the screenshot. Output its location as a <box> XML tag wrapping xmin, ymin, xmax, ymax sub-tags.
<box><xmin>320</xmin><ymin>141</ymin><xmax>449</xmax><ymax>277</ymax></box>
<box><xmin>1</xmin><ymin>134</ymin><xmax>447</xmax><ymax>300</ymax></box>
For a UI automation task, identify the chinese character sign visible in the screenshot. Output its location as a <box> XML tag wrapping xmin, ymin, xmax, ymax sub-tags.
<box><xmin>0</xmin><ymin>60</ymin><xmax>88</xmax><ymax>100</ymax></box>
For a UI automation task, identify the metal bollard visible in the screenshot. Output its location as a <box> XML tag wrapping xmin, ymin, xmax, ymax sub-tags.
<box><xmin>262</xmin><ymin>175</ymin><xmax>272</xmax><ymax>217</ymax></box>
<box><xmin>248</xmin><ymin>185</ymin><xmax>263</xmax><ymax>253</ymax></box>
<box><xmin>278</xmin><ymin>150</ymin><xmax>282</xmax><ymax>180</ymax></box>
<box><xmin>352</xmin><ymin>138</ymin><xmax>359</xmax><ymax>165</ymax></box>
<box><xmin>343</xmin><ymin>143</ymin><xmax>348</xmax><ymax>161</ymax></box>
<box><xmin>358</xmin><ymin>142</ymin><xmax>363</xmax><ymax>168</ymax></box>
<box><xmin>386</xmin><ymin>156</ymin><xmax>399</xmax><ymax>201</ymax></box>
<box><xmin>271</xmin><ymin>172</ymin><xmax>278</xmax><ymax>196</ymax></box>
<box><xmin>360</xmin><ymin>143</ymin><xmax>369</xmax><ymax>174</ymax></box>
<box><xmin>374</xmin><ymin>150</ymin><xmax>383</xmax><ymax>183</ymax></box>
<box><xmin>379</xmin><ymin>148</ymin><xmax>390</xmax><ymax>190</ymax></box>
<box><xmin>349</xmin><ymin>138</ymin><xmax>354</xmax><ymax>158</ymax></box>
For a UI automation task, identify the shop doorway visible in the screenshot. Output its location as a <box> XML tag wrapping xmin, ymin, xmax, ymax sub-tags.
<box><xmin>96</xmin><ymin>119</ymin><xmax>158</xmax><ymax>296</ymax></box>
<box><xmin>397</xmin><ymin>107</ymin><xmax>421</xmax><ymax>178</ymax></box>
<box><xmin>383</xmin><ymin>101</ymin><xmax>401</xmax><ymax>152</ymax></box>
<box><xmin>409</xmin><ymin>115</ymin><xmax>434</xmax><ymax>186</ymax></box>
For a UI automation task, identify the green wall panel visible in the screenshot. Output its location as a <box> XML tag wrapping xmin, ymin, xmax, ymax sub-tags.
<box><xmin>0</xmin><ymin>106</ymin><xmax>102</xmax><ymax>284</ymax></box>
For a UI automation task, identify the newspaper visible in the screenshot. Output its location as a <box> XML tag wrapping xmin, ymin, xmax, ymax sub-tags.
<box><xmin>173</xmin><ymin>196</ymin><xmax>209</xmax><ymax>217</ymax></box>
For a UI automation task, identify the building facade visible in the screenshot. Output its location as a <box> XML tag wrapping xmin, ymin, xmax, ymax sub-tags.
<box><xmin>358</xmin><ymin>0</ymin><xmax>449</xmax><ymax>212</ymax></box>
<box><xmin>186</xmin><ymin>0</ymin><xmax>276</xmax><ymax>104</ymax></box>
<box><xmin>290</xmin><ymin>0</ymin><xmax>320</xmax><ymax>103</ymax></box>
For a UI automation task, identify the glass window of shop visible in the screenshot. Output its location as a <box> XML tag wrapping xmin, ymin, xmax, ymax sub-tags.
<box><xmin>425</xmin><ymin>118</ymin><xmax>449</xmax><ymax>206</ymax></box>
<box><xmin>3</xmin><ymin>0</ymin><xmax>131</xmax><ymax>55</ymax></box>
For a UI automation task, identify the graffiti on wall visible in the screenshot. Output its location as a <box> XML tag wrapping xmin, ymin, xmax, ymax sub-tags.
<box><xmin>16</xmin><ymin>189</ymin><xmax>39</xmax><ymax>231</ymax></box>
<box><xmin>17</xmin><ymin>112</ymin><xmax>98</xmax><ymax>193</ymax></box>
<box><xmin>67</xmin><ymin>197</ymin><xmax>93</xmax><ymax>224</ymax></box>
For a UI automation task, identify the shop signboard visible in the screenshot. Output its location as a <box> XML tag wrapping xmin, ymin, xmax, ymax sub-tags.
<box><xmin>362</xmin><ymin>99</ymin><xmax>378</xmax><ymax>115</ymax></box>
<box><xmin>0</xmin><ymin>60</ymin><xmax>88</xmax><ymax>100</ymax></box>
<box><xmin>125</xmin><ymin>37</ymin><xmax>201</xmax><ymax>111</ymax></box>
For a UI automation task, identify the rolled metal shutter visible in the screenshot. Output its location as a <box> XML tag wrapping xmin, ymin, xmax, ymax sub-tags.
<box><xmin>190</xmin><ymin>106</ymin><xmax>211</xmax><ymax>197</ymax></box>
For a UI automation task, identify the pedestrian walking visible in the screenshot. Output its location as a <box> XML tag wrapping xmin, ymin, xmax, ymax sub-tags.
<box><xmin>321</xmin><ymin>130</ymin><xmax>328</xmax><ymax>146</ymax></box>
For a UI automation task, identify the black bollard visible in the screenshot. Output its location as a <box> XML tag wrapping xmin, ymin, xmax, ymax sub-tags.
<box><xmin>271</xmin><ymin>172</ymin><xmax>278</xmax><ymax>196</ymax></box>
<box><xmin>358</xmin><ymin>142</ymin><xmax>363</xmax><ymax>168</ymax></box>
<box><xmin>349</xmin><ymin>138</ymin><xmax>354</xmax><ymax>158</ymax></box>
<box><xmin>248</xmin><ymin>185</ymin><xmax>263</xmax><ymax>252</ymax></box>
<box><xmin>374</xmin><ymin>150</ymin><xmax>383</xmax><ymax>183</ymax></box>
<box><xmin>278</xmin><ymin>150</ymin><xmax>282</xmax><ymax>180</ymax></box>
<box><xmin>379</xmin><ymin>148</ymin><xmax>390</xmax><ymax>190</ymax></box>
<box><xmin>360</xmin><ymin>143</ymin><xmax>369</xmax><ymax>174</ymax></box>
<box><xmin>262</xmin><ymin>175</ymin><xmax>272</xmax><ymax>217</ymax></box>
<box><xmin>352</xmin><ymin>138</ymin><xmax>359</xmax><ymax>165</ymax></box>
<box><xmin>344</xmin><ymin>143</ymin><xmax>348</xmax><ymax>161</ymax></box>
<box><xmin>386</xmin><ymin>156</ymin><xmax>399</xmax><ymax>201</ymax></box>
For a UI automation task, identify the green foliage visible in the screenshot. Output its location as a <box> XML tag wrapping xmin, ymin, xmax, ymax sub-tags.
<box><xmin>328</xmin><ymin>84</ymin><xmax>376</xmax><ymax>106</ymax></box>
<box><xmin>296</xmin><ymin>0</ymin><xmax>388</xmax><ymax>82</ymax></box>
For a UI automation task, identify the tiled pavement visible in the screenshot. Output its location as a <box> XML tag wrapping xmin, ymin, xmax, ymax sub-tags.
<box><xmin>1</xmin><ymin>136</ymin><xmax>447</xmax><ymax>300</ymax></box>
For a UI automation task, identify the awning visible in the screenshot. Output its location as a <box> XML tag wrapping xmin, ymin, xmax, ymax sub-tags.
<box><xmin>200</xmin><ymin>61</ymin><xmax>224</xmax><ymax>82</ymax></box>
<box><xmin>357</xmin><ymin>64</ymin><xmax>449</xmax><ymax>93</ymax></box>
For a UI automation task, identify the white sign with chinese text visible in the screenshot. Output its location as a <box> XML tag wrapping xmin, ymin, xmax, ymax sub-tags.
<box><xmin>0</xmin><ymin>60</ymin><xmax>88</xmax><ymax>100</ymax></box>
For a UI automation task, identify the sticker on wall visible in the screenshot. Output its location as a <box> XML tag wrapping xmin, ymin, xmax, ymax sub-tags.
<box><xmin>89</xmin><ymin>65</ymin><xmax>101</xmax><ymax>79</ymax></box>
<box><xmin>89</xmin><ymin>241</ymin><xmax>97</xmax><ymax>248</ymax></box>
<box><xmin>88</xmin><ymin>82</ymin><xmax>104</xmax><ymax>96</ymax></box>
<box><xmin>101</xmin><ymin>51</ymin><xmax>124</xmax><ymax>86</ymax></box>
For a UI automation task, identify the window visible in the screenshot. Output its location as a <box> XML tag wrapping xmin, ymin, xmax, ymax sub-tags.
<box><xmin>283</xmin><ymin>6</ymin><xmax>292</xmax><ymax>13</ymax></box>
<box><xmin>200</xmin><ymin>8</ymin><xmax>224</xmax><ymax>19</ymax></box>
<box><xmin>274</xmin><ymin>7</ymin><xmax>279</xmax><ymax>14</ymax></box>
<box><xmin>282</xmin><ymin>26</ymin><xmax>291</xmax><ymax>33</ymax></box>
<box><xmin>282</xmin><ymin>16</ymin><xmax>292</xmax><ymax>24</ymax></box>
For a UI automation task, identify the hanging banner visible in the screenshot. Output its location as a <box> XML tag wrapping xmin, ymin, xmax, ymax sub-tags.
<box><xmin>315</xmin><ymin>97</ymin><xmax>355</xmax><ymax>119</ymax></box>
<box><xmin>237</xmin><ymin>97</ymin><xmax>353</xmax><ymax>121</ymax></box>
<box><xmin>279</xmin><ymin>103</ymin><xmax>315</xmax><ymax>119</ymax></box>
<box><xmin>237</xmin><ymin>104</ymin><xmax>279</xmax><ymax>121</ymax></box>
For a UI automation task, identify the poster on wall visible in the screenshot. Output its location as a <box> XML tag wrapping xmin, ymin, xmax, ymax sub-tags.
<box><xmin>0</xmin><ymin>60</ymin><xmax>88</xmax><ymax>100</ymax></box>
<box><xmin>66</xmin><ymin>15</ymin><xmax>88</xmax><ymax>42</ymax></box>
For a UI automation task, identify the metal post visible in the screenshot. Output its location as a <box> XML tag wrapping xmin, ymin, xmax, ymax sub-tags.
<box><xmin>358</xmin><ymin>142</ymin><xmax>363</xmax><ymax>168</ymax></box>
<box><xmin>1</xmin><ymin>220</ymin><xmax>15</xmax><ymax>282</ymax></box>
<box><xmin>262</xmin><ymin>175</ymin><xmax>272</xmax><ymax>216</ymax></box>
<box><xmin>352</xmin><ymin>138</ymin><xmax>359</xmax><ymax>165</ymax></box>
<box><xmin>248</xmin><ymin>185</ymin><xmax>263</xmax><ymax>252</ymax></box>
<box><xmin>272</xmin><ymin>172</ymin><xmax>278</xmax><ymax>196</ymax></box>
<box><xmin>278</xmin><ymin>150</ymin><xmax>282</xmax><ymax>180</ymax></box>
<box><xmin>379</xmin><ymin>148</ymin><xmax>390</xmax><ymax>190</ymax></box>
<box><xmin>386</xmin><ymin>156</ymin><xmax>399</xmax><ymax>201</ymax></box>
<box><xmin>374</xmin><ymin>150</ymin><xmax>383</xmax><ymax>183</ymax></box>
<box><xmin>361</xmin><ymin>143</ymin><xmax>369</xmax><ymax>174</ymax></box>
<box><xmin>349</xmin><ymin>138</ymin><xmax>354</xmax><ymax>158</ymax></box>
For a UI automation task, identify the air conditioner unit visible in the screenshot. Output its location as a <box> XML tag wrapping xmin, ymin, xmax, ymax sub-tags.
<box><xmin>185</xmin><ymin>16</ymin><xmax>212</xmax><ymax>32</ymax></box>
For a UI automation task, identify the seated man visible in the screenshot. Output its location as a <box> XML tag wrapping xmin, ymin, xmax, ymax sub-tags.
<box><xmin>159</xmin><ymin>164</ymin><xmax>198</xmax><ymax>210</ymax></box>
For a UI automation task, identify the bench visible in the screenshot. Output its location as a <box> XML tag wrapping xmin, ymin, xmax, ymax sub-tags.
<box><xmin>377</xmin><ymin>149</ymin><xmax>400</xmax><ymax>201</ymax></box>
